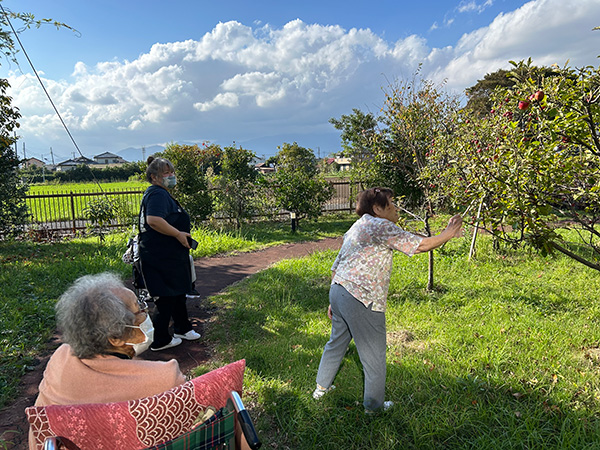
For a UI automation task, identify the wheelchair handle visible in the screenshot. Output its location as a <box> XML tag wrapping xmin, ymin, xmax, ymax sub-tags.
<box><xmin>230</xmin><ymin>391</ymin><xmax>262</xmax><ymax>450</ymax></box>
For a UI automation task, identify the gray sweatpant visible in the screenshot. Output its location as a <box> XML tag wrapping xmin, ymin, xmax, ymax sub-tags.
<box><xmin>315</xmin><ymin>283</ymin><xmax>387</xmax><ymax>410</ymax></box>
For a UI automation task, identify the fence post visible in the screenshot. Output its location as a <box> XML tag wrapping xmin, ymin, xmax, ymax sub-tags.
<box><xmin>70</xmin><ymin>191</ymin><xmax>76</xmax><ymax>235</ymax></box>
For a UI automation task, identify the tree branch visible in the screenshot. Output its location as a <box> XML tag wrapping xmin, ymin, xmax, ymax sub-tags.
<box><xmin>550</xmin><ymin>241</ymin><xmax>600</xmax><ymax>272</ymax></box>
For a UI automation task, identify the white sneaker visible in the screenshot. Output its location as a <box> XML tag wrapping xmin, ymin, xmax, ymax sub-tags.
<box><xmin>312</xmin><ymin>384</ymin><xmax>336</xmax><ymax>399</ymax></box>
<box><xmin>174</xmin><ymin>330</ymin><xmax>201</xmax><ymax>341</ymax></box>
<box><xmin>151</xmin><ymin>337</ymin><xmax>182</xmax><ymax>351</ymax></box>
<box><xmin>365</xmin><ymin>400</ymin><xmax>394</xmax><ymax>415</ymax></box>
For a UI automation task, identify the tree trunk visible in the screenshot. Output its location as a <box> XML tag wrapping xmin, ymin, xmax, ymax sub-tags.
<box><xmin>424</xmin><ymin>213</ymin><xmax>434</xmax><ymax>291</ymax></box>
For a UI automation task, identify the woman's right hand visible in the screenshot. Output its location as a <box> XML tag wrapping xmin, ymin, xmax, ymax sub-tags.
<box><xmin>415</xmin><ymin>214</ymin><xmax>463</xmax><ymax>253</ymax></box>
<box><xmin>445</xmin><ymin>214</ymin><xmax>463</xmax><ymax>238</ymax></box>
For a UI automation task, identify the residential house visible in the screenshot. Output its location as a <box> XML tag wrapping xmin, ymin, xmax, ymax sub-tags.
<box><xmin>55</xmin><ymin>156</ymin><xmax>96</xmax><ymax>171</ymax></box>
<box><xmin>22</xmin><ymin>157</ymin><xmax>45</xmax><ymax>169</ymax></box>
<box><xmin>94</xmin><ymin>152</ymin><xmax>128</xmax><ymax>165</ymax></box>
<box><xmin>255</xmin><ymin>162</ymin><xmax>275</xmax><ymax>174</ymax></box>
<box><xmin>334</xmin><ymin>157</ymin><xmax>351</xmax><ymax>171</ymax></box>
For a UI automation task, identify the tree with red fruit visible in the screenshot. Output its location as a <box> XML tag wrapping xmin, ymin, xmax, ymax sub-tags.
<box><xmin>430</xmin><ymin>59</ymin><xmax>600</xmax><ymax>272</ymax></box>
<box><xmin>369</xmin><ymin>70</ymin><xmax>460</xmax><ymax>290</ymax></box>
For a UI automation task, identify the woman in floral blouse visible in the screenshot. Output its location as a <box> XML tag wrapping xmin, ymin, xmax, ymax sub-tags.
<box><xmin>313</xmin><ymin>187</ymin><xmax>462</xmax><ymax>414</ymax></box>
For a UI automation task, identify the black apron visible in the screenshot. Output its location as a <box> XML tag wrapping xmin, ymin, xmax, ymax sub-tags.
<box><xmin>138</xmin><ymin>186</ymin><xmax>192</xmax><ymax>297</ymax></box>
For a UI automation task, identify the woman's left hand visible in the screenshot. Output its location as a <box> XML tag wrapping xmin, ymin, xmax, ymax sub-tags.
<box><xmin>327</xmin><ymin>305</ymin><xmax>333</xmax><ymax>320</ymax></box>
<box><xmin>175</xmin><ymin>231</ymin><xmax>192</xmax><ymax>248</ymax></box>
<box><xmin>147</xmin><ymin>215</ymin><xmax>192</xmax><ymax>248</ymax></box>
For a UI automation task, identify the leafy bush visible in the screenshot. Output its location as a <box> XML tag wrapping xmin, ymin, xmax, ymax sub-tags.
<box><xmin>272</xmin><ymin>142</ymin><xmax>334</xmax><ymax>222</ymax></box>
<box><xmin>158</xmin><ymin>143</ymin><xmax>215</xmax><ymax>225</ymax></box>
<box><xmin>83</xmin><ymin>197</ymin><xmax>114</xmax><ymax>241</ymax></box>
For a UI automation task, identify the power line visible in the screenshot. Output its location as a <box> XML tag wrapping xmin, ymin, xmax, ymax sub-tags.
<box><xmin>1</xmin><ymin>4</ymin><xmax>105</xmax><ymax>193</ymax></box>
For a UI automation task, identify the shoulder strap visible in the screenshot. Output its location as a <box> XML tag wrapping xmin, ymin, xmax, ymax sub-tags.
<box><xmin>138</xmin><ymin>189</ymin><xmax>151</xmax><ymax>234</ymax></box>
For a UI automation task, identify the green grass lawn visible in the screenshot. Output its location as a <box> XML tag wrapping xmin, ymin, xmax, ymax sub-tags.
<box><xmin>198</xmin><ymin>233</ymin><xmax>600</xmax><ymax>449</ymax></box>
<box><xmin>3</xmin><ymin>217</ymin><xmax>600</xmax><ymax>448</ymax></box>
<box><xmin>0</xmin><ymin>215</ymin><xmax>354</xmax><ymax>411</ymax></box>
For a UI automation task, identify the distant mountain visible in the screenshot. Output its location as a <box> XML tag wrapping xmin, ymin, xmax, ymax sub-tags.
<box><xmin>116</xmin><ymin>145</ymin><xmax>165</xmax><ymax>163</ymax></box>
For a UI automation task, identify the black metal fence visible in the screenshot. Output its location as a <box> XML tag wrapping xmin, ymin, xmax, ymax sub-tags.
<box><xmin>24</xmin><ymin>180</ymin><xmax>358</xmax><ymax>236</ymax></box>
<box><xmin>25</xmin><ymin>188</ymin><xmax>144</xmax><ymax>235</ymax></box>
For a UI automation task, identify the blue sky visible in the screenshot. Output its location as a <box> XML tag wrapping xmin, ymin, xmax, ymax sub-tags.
<box><xmin>2</xmin><ymin>0</ymin><xmax>600</xmax><ymax>163</ymax></box>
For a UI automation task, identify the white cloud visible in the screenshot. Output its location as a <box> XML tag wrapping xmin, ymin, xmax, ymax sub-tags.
<box><xmin>435</xmin><ymin>0</ymin><xmax>600</xmax><ymax>90</ymax></box>
<box><xmin>194</xmin><ymin>92</ymin><xmax>240</xmax><ymax>111</ymax></box>
<box><xmin>458</xmin><ymin>0</ymin><xmax>494</xmax><ymax>14</ymax></box>
<box><xmin>7</xmin><ymin>0</ymin><xmax>600</xmax><ymax>159</ymax></box>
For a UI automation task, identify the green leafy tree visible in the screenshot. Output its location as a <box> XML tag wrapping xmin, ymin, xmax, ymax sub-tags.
<box><xmin>158</xmin><ymin>143</ymin><xmax>214</xmax><ymax>224</ymax></box>
<box><xmin>372</xmin><ymin>72</ymin><xmax>460</xmax><ymax>290</ymax></box>
<box><xmin>83</xmin><ymin>197</ymin><xmax>114</xmax><ymax>242</ymax></box>
<box><xmin>211</xmin><ymin>145</ymin><xmax>258</xmax><ymax>228</ymax></box>
<box><xmin>0</xmin><ymin>79</ymin><xmax>27</xmax><ymax>236</ymax></box>
<box><xmin>465</xmin><ymin>65</ymin><xmax>560</xmax><ymax>118</ymax></box>
<box><xmin>272</xmin><ymin>142</ymin><xmax>334</xmax><ymax>223</ymax></box>
<box><xmin>52</xmin><ymin>162</ymin><xmax>143</xmax><ymax>183</ymax></box>
<box><xmin>432</xmin><ymin>59</ymin><xmax>600</xmax><ymax>271</ymax></box>
<box><xmin>275</xmin><ymin>141</ymin><xmax>319</xmax><ymax>175</ymax></box>
<box><xmin>465</xmin><ymin>69</ymin><xmax>515</xmax><ymax>117</ymax></box>
<box><xmin>329</xmin><ymin>108</ymin><xmax>378</xmax><ymax>187</ymax></box>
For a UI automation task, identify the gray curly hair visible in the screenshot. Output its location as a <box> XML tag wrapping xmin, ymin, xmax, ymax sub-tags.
<box><xmin>56</xmin><ymin>272</ymin><xmax>136</xmax><ymax>359</ymax></box>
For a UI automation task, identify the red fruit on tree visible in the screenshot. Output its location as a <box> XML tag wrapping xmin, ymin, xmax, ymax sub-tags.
<box><xmin>534</xmin><ymin>91</ymin><xmax>545</xmax><ymax>101</ymax></box>
<box><xmin>518</xmin><ymin>100</ymin><xmax>530</xmax><ymax>110</ymax></box>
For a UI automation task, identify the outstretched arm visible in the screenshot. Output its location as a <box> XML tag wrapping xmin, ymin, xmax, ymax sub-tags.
<box><xmin>414</xmin><ymin>214</ymin><xmax>462</xmax><ymax>254</ymax></box>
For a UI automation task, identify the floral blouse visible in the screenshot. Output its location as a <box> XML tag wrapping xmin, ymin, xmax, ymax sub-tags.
<box><xmin>331</xmin><ymin>214</ymin><xmax>423</xmax><ymax>312</ymax></box>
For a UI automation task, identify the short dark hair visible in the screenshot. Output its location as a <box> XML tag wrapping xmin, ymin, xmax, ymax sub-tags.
<box><xmin>355</xmin><ymin>187</ymin><xmax>393</xmax><ymax>217</ymax></box>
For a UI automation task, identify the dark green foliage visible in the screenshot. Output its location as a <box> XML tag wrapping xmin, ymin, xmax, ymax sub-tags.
<box><xmin>158</xmin><ymin>143</ymin><xmax>214</xmax><ymax>225</ymax></box>
<box><xmin>329</xmin><ymin>108</ymin><xmax>377</xmax><ymax>159</ymax></box>
<box><xmin>212</xmin><ymin>145</ymin><xmax>260</xmax><ymax>228</ymax></box>
<box><xmin>0</xmin><ymin>78</ymin><xmax>28</xmax><ymax>236</ymax></box>
<box><xmin>465</xmin><ymin>69</ymin><xmax>515</xmax><ymax>117</ymax></box>
<box><xmin>50</xmin><ymin>162</ymin><xmax>144</xmax><ymax>183</ymax></box>
<box><xmin>272</xmin><ymin>143</ymin><xmax>334</xmax><ymax>221</ymax></box>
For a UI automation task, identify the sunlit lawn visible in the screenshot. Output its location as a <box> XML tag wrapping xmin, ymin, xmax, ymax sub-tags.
<box><xmin>3</xmin><ymin>216</ymin><xmax>600</xmax><ymax>448</ymax></box>
<box><xmin>199</xmin><ymin>233</ymin><xmax>600</xmax><ymax>449</ymax></box>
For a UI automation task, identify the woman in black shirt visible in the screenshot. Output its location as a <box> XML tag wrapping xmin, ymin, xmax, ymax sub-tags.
<box><xmin>138</xmin><ymin>156</ymin><xmax>201</xmax><ymax>351</ymax></box>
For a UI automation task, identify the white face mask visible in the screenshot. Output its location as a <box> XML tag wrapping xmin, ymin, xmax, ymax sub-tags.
<box><xmin>125</xmin><ymin>315</ymin><xmax>154</xmax><ymax>356</ymax></box>
<box><xmin>162</xmin><ymin>175</ymin><xmax>177</xmax><ymax>189</ymax></box>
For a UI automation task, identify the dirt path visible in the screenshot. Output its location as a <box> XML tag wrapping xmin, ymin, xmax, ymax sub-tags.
<box><xmin>0</xmin><ymin>236</ymin><xmax>342</xmax><ymax>450</ymax></box>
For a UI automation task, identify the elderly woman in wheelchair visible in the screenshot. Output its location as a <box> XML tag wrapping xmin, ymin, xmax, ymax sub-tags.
<box><xmin>27</xmin><ymin>272</ymin><xmax>258</xmax><ymax>450</ymax></box>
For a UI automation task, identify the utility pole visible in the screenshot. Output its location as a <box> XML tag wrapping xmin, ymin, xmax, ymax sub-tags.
<box><xmin>41</xmin><ymin>153</ymin><xmax>46</xmax><ymax>182</ymax></box>
<box><xmin>23</xmin><ymin>142</ymin><xmax>27</xmax><ymax>161</ymax></box>
<box><xmin>50</xmin><ymin>147</ymin><xmax>55</xmax><ymax>165</ymax></box>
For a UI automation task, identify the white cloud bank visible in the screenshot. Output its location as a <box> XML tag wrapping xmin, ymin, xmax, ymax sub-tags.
<box><xmin>7</xmin><ymin>0</ymin><xmax>600</xmax><ymax>159</ymax></box>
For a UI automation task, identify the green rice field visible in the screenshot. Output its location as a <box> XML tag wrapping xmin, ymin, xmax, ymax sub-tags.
<box><xmin>27</xmin><ymin>181</ymin><xmax>147</xmax><ymax>194</ymax></box>
<box><xmin>26</xmin><ymin>181</ymin><xmax>147</xmax><ymax>224</ymax></box>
